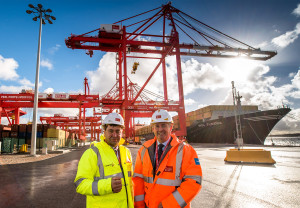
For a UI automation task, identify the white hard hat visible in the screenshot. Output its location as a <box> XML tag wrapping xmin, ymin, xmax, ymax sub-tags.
<box><xmin>151</xmin><ymin>109</ymin><xmax>173</xmax><ymax>124</ymax></box>
<box><xmin>102</xmin><ymin>113</ymin><xmax>124</xmax><ymax>126</ymax></box>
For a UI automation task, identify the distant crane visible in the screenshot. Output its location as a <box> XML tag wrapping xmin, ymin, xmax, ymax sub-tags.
<box><xmin>65</xmin><ymin>2</ymin><xmax>277</xmax><ymax>140</ymax></box>
<box><xmin>0</xmin><ymin>78</ymin><xmax>100</xmax><ymax>142</ymax></box>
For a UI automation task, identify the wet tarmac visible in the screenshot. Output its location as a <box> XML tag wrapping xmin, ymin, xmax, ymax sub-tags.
<box><xmin>0</xmin><ymin>144</ymin><xmax>299</xmax><ymax>208</ymax></box>
<box><xmin>0</xmin><ymin>147</ymin><xmax>87</xmax><ymax>208</ymax></box>
<box><xmin>193</xmin><ymin>144</ymin><xmax>300</xmax><ymax>208</ymax></box>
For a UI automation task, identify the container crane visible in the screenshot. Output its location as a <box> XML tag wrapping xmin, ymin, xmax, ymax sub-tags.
<box><xmin>65</xmin><ymin>2</ymin><xmax>277</xmax><ymax>140</ymax></box>
<box><xmin>0</xmin><ymin>78</ymin><xmax>100</xmax><ymax>141</ymax></box>
<box><xmin>40</xmin><ymin>115</ymin><xmax>102</xmax><ymax>141</ymax></box>
<box><xmin>0</xmin><ymin>108</ymin><xmax>27</xmax><ymax>125</ymax></box>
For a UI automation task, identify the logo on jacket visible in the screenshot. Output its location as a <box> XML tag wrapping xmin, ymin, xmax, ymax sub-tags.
<box><xmin>105</xmin><ymin>163</ymin><xmax>115</xmax><ymax>167</ymax></box>
<box><xmin>164</xmin><ymin>166</ymin><xmax>173</xmax><ymax>172</ymax></box>
<box><xmin>194</xmin><ymin>158</ymin><xmax>200</xmax><ymax>165</ymax></box>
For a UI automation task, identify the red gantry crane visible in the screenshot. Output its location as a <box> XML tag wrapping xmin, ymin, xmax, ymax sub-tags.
<box><xmin>0</xmin><ymin>78</ymin><xmax>100</xmax><ymax>140</ymax></box>
<box><xmin>0</xmin><ymin>108</ymin><xmax>27</xmax><ymax>125</ymax></box>
<box><xmin>40</xmin><ymin>115</ymin><xmax>102</xmax><ymax>141</ymax></box>
<box><xmin>65</xmin><ymin>2</ymin><xmax>276</xmax><ymax>140</ymax></box>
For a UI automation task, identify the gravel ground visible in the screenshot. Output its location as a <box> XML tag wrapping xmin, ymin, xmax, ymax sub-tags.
<box><xmin>0</xmin><ymin>150</ymin><xmax>70</xmax><ymax>165</ymax></box>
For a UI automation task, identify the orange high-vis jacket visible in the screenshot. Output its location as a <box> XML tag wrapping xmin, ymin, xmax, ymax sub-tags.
<box><xmin>133</xmin><ymin>134</ymin><xmax>202</xmax><ymax>208</ymax></box>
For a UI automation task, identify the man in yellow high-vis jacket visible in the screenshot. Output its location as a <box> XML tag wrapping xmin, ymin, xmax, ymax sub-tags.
<box><xmin>74</xmin><ymin>113</ymin><xmax>134</xmax><ymax>208</ymax></box>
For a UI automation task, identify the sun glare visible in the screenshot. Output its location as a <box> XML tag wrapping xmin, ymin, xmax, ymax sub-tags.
<box><xmin>222</xmin><ymin>58</ymin><xmax>259</xmax><ymax>82</ymax></box>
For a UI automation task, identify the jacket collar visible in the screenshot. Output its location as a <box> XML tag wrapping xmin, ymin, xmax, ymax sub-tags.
<box><xmin>143</xmin><ymin>134</ymin><xmax>180</xmax><ymax>171</ymax></box>
<box><xmin>143</xmin><ymin>134</ymin><xmax>179</xmax><ymax>148</ymax></box>
<box><xmin>99</xmin><ymin>139</ymin><xmax>123</xmax><ymax>150</ymax></box>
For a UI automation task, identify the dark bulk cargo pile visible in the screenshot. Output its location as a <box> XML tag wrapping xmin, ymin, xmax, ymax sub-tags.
<box><xmin>0</xmin><ymin>124</ymin><xmax>78</xmax><ymax>154</ymax></box>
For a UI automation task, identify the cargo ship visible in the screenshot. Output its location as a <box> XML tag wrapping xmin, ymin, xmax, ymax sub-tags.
<box><xmin>135</xmin><ymin>105</ymin><xmax>291</xmax><ymax>144</ymax></box>
<box><xmin>185</xmin><ymin>105</ymin><xmax>291</xmax><ymax>144</ymax></box>
<box><xmin>135</xmin><ymin>82</ymin><xmax>291</xmax><ymax>144</ymax></box>
<box><xmin>186</xmin><ymin>82</ymin><xmax>291</xmax><ymax>144</ymax></box>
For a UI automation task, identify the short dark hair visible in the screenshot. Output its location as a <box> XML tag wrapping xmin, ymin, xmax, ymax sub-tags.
<box><xmin>102</xmin><ymin>124</ymin><xmax>124</xmax><ymax>131</ymax></box>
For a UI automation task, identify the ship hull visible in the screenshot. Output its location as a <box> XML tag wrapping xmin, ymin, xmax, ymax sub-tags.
<box><xmin>186</xmin><ymin>108</ymin><xmax>291</xmax><ymax>144</ymax></box>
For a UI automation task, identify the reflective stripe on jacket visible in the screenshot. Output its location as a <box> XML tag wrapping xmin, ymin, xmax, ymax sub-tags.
<box><xmin>74</xmin><ymin>140</ymin><xmax>134</xmax><ymax>208</ymax></box>
<box><xmin>133</xmin><ymin>134</ymin><xmax>202</xmax><ymax>208</ymax></box>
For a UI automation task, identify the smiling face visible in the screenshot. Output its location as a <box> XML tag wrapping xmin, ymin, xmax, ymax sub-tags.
<box><xmin>152</xmin><ymin>122</ymin><xmax>173</xmax><ymax>143</ymax></box>
<box><xmin>104</xmin><ymin>125</ymin><xmax>123</xmax><ymax>147</ymax></box>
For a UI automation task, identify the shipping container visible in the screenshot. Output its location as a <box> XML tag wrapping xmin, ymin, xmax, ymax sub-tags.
<box><xmin>26</xmin><ymin>124</ymin><xmax>32</xmax><ymax>132</ymax></box>
<box><xmin>0</xmin><ymin>138</ymin><xmax>18</xmax><ymax>153</ymax></box>
<box><xmin>11</xmin><ymin>131</ymin><xmax>18</xmax><ymax>138</ymax></box>
<box><xmin>11</xmin><ymin>124</ymin><xmax>19</xmax><ymax>132</ymax></box>
<box><xmin>2</xmin><ymin>131</ymin><xmax>10</xmax><ymax>138</ymax></box>
<box><xmin>18</xmin><ymin>132</ymin><xmax>26</xmax><ymax>138</ymax></box>
<box><xmin>37</xmin><ymin>124</ymin><xmax>43</xmax><ymax>131</ymax></box>
<box><xmin>19</xmin><ymin>124</ymin><xmax>27</xmax><ymax>132</ymax></box>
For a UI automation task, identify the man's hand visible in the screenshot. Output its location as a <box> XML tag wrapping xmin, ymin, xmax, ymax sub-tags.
<box><xmin>111</xmin><ymin>177</ymin><xmax>122</xmax><ymax>193</ymax></box>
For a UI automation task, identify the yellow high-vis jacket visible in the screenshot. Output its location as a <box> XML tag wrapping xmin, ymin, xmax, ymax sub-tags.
<box><xmin>74</xmin><ymin>140</ymin><xmax>134</xmax><ymax>208</ymax></box>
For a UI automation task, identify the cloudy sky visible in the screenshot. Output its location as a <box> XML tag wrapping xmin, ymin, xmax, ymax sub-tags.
<box><xmin>0</xmin><ymin>0</ymin><xmax>299</xmax><ymax>134</ymax></box>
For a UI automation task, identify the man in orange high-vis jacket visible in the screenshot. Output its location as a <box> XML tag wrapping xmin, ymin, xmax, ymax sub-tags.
<box><xmin>133</xmin><ymin>110</ymin><xmax>202</xmax><ymax>208</ymax></box>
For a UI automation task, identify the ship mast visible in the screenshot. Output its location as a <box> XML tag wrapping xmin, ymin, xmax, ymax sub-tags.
<box><xmin>225</xmin><ymin>81</ymin><xmax>276</xmax><ymax>164</ymax></box>
<box><xmin>232</xmin><ymin>81</ymin><xmax>243</xmax><ymax>150</ymax></box>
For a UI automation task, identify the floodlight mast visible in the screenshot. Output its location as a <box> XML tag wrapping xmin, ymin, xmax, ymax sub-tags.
<box><xmin>26</xmin><ymin>4</ymin><xmax>55</xmax><ymax>156</ymax></box>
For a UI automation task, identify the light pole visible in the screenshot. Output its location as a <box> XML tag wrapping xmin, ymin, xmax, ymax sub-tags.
<box><xmin>26</xmin><ymin>4</ymin><xmax>55</xmax><ymax>156</ymax></box>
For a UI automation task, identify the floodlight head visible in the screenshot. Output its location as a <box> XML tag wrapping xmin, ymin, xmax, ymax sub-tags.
<box><xmin>28</xmin><ymin>4</ymin><xmax>34</xmax><ymax>8</ymax></box>
<box><xmin>26</xmin><ymin>10</ymin><xmax>32</xmax><ymax>14</ymax></box>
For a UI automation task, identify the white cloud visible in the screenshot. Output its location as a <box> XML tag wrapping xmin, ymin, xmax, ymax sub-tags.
<box><xmin>288</xmin><ymin>70</ymin><xmax>300</xmax><ymax>98</ymax></box>
<box><xmin>87</xmin><ymin>52</ymin><xmax>169</xmax><ymax>100</ymax></box>
<box><xmin>0</xmin><ymin>55</ymin><xmax>19</xmax><ymax>80</ymax></box>
<box><xmin>87</xmin><ymin>51</ymin><xmax>300</xmax><ymax>134</ymax></box>
<box><xmin>18</xmin><ymin>78</ymin><xmax>35</xmax><ymax>87</ymax></box>
<box><xmin>271</xmin><ymin>22</ymin><xmax>300</xmax><ymax>48</ymax></box>
<box><xmin>184</xmin><ymin>98</ymin><xmax>196</xmax><ymax>105</ymax></box>
<box><xmin>87</xmin><ymin>52</ymin><xmax>118</xmax><ymax>95</ymax></box>
<box><xmin>291</xmin><ymin>69</ymin><xmax>300</xmax><ymax>88</ymax></box>
<box><xmin>0</xmin><ymin>78</ymin><xmax>41</xmax><ymax>93</ymax></box>
<box><xmin>271</xmin><ymin>108</ymin><xmax>300</xmax><ymax>134</ymax></box>
<box><xmin>41</xmin><ymin>59</ymin><xmax>53</xmax><ymax>70</ymax></box>
<box><xmin>48</xmin><ymin>44</ymin><xmax>61</xmax><ymax>55</ymax></box>
<box><xmin>292</xmin><ymin>4</ymin><xmax>300</xmax><ymax>17</ymax></box>
<box><xmin>182</xmin><ymin>59</ymin><xmax>226</xmax><ymax>93</ymax></box>
<box><xmin>289</xmin><ymin>72</ymin><xmax>296</xmax><ymax>77</ymax></box>
<box><xmin>88</xmin><ymin>53</ymin><xmax>296</xmax><ymax>110</ymax></box>
<box><xmin>255</xmin><ymin>41</ymin><xmax>268</xmax><ymax>49</ymax></box>
<box><xmin>43</xmin><ymin>88</ymin><xmax>54</xmax><ymax>94</ymax></box>
<box><xmin>0</xmin><ymin>85</ymin><xmax>25</xmax><ymax>93</ymax></box>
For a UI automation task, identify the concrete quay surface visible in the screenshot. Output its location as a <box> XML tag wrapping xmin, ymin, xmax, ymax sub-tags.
<box><xmin>0</xmin><ymin>143</ymin><xmax>299</xmax><ymax>208</ymax></box>
<box><xmin>192</xmin><ymin>144</ymin><xmax>300</xmax><ymax>208</ymax></box>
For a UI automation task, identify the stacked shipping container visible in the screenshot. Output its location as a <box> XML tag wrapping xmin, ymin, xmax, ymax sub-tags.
<box><xmin>0</xmin><ymin>124</ymin><xmax>78</xmax><ymax>153</ymax></box>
